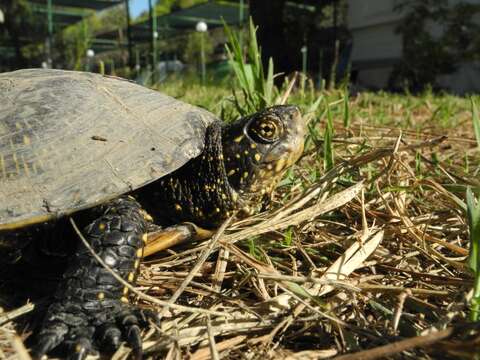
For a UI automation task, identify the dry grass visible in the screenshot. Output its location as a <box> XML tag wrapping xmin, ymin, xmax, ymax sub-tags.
<box><xmin>1</xmin><ymin>88</ymin><xmax>479</xmax><ymax>359</ymax></box>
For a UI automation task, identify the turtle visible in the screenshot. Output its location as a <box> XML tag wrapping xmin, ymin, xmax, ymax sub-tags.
<box><xmin>0</xmin><ymin>69</ymin><xmax>305</xmax><ymax>359</ymax></box>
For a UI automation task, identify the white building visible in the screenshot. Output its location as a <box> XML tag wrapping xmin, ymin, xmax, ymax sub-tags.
<box><xmin>348</xmin><ymin>0</ymin><xmax>480</xmax><ymax>94</ymax></box>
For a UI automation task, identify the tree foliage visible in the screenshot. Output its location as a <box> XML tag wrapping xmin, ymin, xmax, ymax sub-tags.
<box><xmin>59</xmin><ymin>15</ymin><xmax>101</xmax><ymax>70</ymax></box>
<box><xmin>0</xmin><ymin>0</ymin><xmax>44</xmax><ymax>68</ymax></box>
<box><xmin>391</xmin><ymin>0</ymin><xmax>480</xmax><ymax>91</ymax></box>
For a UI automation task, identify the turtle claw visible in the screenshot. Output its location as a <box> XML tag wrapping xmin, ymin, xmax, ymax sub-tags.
<box><xmin>126</xmin><ymin>324</ymin><xmax>143</xmax><ymax>359</ymax></box>
<box><xmin>66</xmin><ymin>338</ymin><xmax>94</xmax><ymax>360</ymax></box>
<box><xmin>98</xmin><ymin>323</ymin><xmax>122</xmax><ymax>352</ymax></box>
<box><xmin>31</xmin><ymin>322</ymin><xmax>69</xmax><ymax>359</ymax></box>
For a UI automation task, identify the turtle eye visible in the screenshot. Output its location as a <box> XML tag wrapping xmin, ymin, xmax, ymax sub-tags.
<box><xmin>247</xmin><ymin>116</ymin><xmax>283</xmax><ymax>144</ymax></box>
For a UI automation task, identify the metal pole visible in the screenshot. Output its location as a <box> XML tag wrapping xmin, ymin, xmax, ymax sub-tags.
<box><xmin>200</xmin><ymin>33</ymin><xmax>206</xmax><ymax>85</ymax></box>
<box><xmin>47</xmin><ymin>0</ymin><xmax>53</xmax><ymax>68</ymax></box>
<box><xmin>148</xmin><ymin>0</ymin><xmax>157</xmax><ymax>83</ymax></box>
<box><xmin>317</xmin><ymin>49</ymin><xmax>323</xmax><ymax>90</ymax></box>
<box><xmin>125</xmin><ymin>0</ymin><xmax>133</xmax><ymax>69</ymax></box>
<box><xmin>135</xmin><ymin>48</ymin><xmax>140</xmax><ymax>72</ymax></box>
<box><xmin>301</xmin><ymin>45</ymin><xmax>308</xmax><ymax>75</ymax></box>
<box><xmin>239</xmin><ymin>0</ymin><xmax>244</xmax><ymax>48</ymax></box>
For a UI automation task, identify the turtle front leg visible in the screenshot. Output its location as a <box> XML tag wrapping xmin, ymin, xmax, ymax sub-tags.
<box><xmin>32</xmin><ymin>196</ymin><xmax>156</xmax><ymax>360</ymax></box>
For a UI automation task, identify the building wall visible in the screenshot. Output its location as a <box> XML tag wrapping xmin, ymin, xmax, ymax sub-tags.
<box><xmin>348</xmin><ymin>0</ymin><xmax>402</xmax><ymax>89</ymax></box>
<box><xmin>348</xmin><ymin>0</ymin><xmax>480</xmax><ymax>94</ymax></box>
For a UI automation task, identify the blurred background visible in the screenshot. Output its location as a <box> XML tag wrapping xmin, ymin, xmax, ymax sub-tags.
<box><xmin>0</xmin><ymin>0</ymin><xmax>479</xmax><ymax>94</ymax></box>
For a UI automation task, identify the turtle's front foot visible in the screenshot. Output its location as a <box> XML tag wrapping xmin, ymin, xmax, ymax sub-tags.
<box><xmin>31</xmin><ymin>197</ymin><xmax>156</xmax><ymax>359</ymax></box>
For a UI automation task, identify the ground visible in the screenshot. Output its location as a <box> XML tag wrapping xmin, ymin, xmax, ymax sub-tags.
<box><xmin>1</xmin><ymin>77</ymin><xmax>479</xmax><ymax>359</ymax></box>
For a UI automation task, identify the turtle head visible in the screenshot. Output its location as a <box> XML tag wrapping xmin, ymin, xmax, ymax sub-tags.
<box><xmin>222</xmin><ymin>105</ymin><xmax>305</xmax><ymax>199</ymax></box>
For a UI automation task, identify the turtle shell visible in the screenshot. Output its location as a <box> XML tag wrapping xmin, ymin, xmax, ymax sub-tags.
<box><xmin>0</xmin><ymin>69</ymin><xmax>217</xmax><ymax>231</ymax></box>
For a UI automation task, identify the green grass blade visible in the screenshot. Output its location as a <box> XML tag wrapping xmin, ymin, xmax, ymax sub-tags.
<box><xmin>467</xmin><ymin>187</ymin><xmax>480</xmax><ymax>273</ymax></box>
<box><xmin>343</xmin><ymin>91</ymin><xmax>350</xmax><ymax>128</ymax></box>
<box><xmin>472</xmin><ymin>98</ymin><xmax>480</xmax><ymax>149</ymax></box>
<box><xmin>324</xmin><ymin>101</ymin><xmax>335</xmax><ymax>171</ymax></box>
<box><xmin>467</xmin><ymin>187</ymin><xmax>480</xmax><ymax>321</ymax></box>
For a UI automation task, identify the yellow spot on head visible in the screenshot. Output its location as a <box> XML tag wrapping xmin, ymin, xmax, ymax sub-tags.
<box><xmin>244</xmin><ymin>150</ymin><xmax>249</xmax><ymax>155</ymax></box>
<box><xmin>121</xmin><ymin>296</ymin><xmax>129</xmax><ymax>303</ymax></box>
<box><xmin>175</xmin><ymin>203</ymin><xmax>182</xmax><ymax>211</ymax></box>
<box><xmin>221</xmin><ymin>193</ymin><xmax>227</xmax><ymax>200</ymax></box>
<box><xmin>235</xmin><ymin>153</ymin><xmax>241</xmax><ymax>159</ymax></box>
<box><xmin>215</xmin><ymin>207</ymin><xmax>221</xmax><ymax>213</ymax></box>
<box><xmin>254</xmin><ymin>153</ymin><xmax>261</xmax><ymax>162</ymax></box>
<box><xmin>267</xmin><ymin>164</ymin><xmax>273</xmax><ymax>170</ymax></box>
<box><xmin>243</xmin><ymin>172</ymin><xmax>248</xmax><ymax>178</ymax></box>
<box><xmin>136</xmin><ymin>248</ymin><xmax>143</xmax><ymax>258</ymax></box>
<box><xmin>227</xmin><ymin>169</ymin><xmax>236</xmax><ymax>176</ymax></box>
<box><xmin>98</xmin><ymin>223</ymin><xmax>106</xmax><ymax>231</ymax></box>
<box><xmin>142</xmin><ymin>233</ymin><xmax>148</xmax><ymax>243</ymax></box>
<box><xmin>250</xmin><ymin>143</ymin><xmax>257</xmax><ymax>149</ymax></box>
<box><xmin>97</xmin><ymin>292</ymin><xmax>105</xmax><ymax>300</ymax></box>
<box><xmin>75</xmin><ymin>344</ymin><xmax>83</xmax><ymax>353</ymax></box>
<box><xmin>219</xmin><ymin>154</ymin><xmax>224</xmax><ymax>160</ymax></box>
<box><xmin>234</xmin><ymin>135</ymin><xmax>243</xmax><ymax>143</ymax></box>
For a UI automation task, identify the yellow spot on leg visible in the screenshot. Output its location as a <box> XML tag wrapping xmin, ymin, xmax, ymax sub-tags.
<box><xmin>142</xmin><ymin>233</ymin><xmax>148</xmax><ymax>243</ymax></box>
<box><xmin>234</xmin><ymin>135</ymin><xmax>244</xmax><ymax>143</ymax></box>
<box><xmin>121</xmin><ymin>296</ymin><xmax>129</xmax><ymax>303</ymax></box>
<box><xmin>136</xmin><ymin>248</ymin><xmax>143</xmax><ymax>258</ymax></box>
<box><xmin>123</xmin><ymin>287</ymin><xmax>129</xmax><ymax>295</ymax></box>
<box><xmin>98</xmin><ymin>223</ymin><xmax>106</xmax><ymax>231</ymax></box>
